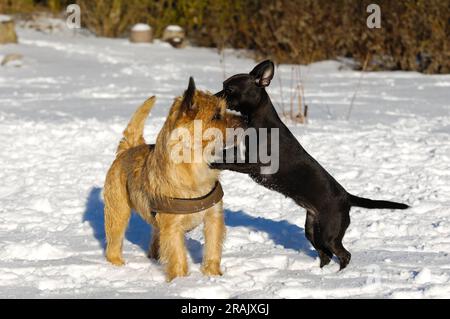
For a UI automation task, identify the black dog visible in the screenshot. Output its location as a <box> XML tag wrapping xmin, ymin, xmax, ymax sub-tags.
<box><xmin>212</xmin><ymin>60</ymin><xmax>409</xmax><ymax>270</ymax></box>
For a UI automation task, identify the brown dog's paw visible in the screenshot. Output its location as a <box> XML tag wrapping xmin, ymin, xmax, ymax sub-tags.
<box><xmin>166</xmin><ymin>270</ymin><xmax>188</xmax><ymax>282</ymax></box>
<box><xmin>201</xmin><ymin>261</ymin><xmax>223</xmax><ymax>277</ymax></box>
<box><xmin>166</xmin><ymin>264</ymin><xmax>189</xmax><ymax>282</ymax></box>
<box><xmin>106</xmin><ymin>255</ymin><xmax>125</xmax><ymax>266</ymax></box>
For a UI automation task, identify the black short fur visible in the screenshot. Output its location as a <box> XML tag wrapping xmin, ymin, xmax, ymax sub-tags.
<box><xmin>211</xmin><ymin>60</ymin><xmax>409</xmax><ymax>270</ymax></box>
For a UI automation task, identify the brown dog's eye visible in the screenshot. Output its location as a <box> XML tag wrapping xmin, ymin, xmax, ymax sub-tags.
<box><xmin>212</xmin><ymin>113</ymin><xmax>222</xmax><ymax>121</ymax></box>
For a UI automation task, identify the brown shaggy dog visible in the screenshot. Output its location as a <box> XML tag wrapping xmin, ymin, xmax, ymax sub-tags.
<box><xmin>103</xmin><ymin>78</ymin><xmax>242</xmax><ymax>281</ymax></box>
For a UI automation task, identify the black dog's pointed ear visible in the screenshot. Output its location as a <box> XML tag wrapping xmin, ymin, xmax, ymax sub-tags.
<box><xmin>249</xmin><ymin>60</ymin><xmax>275</xmax><ymax>87</ymax></box>
<box><xmin>180</xmin><ymin>77</ymin><xmax>197</xmax><ymax>115</ymax></box>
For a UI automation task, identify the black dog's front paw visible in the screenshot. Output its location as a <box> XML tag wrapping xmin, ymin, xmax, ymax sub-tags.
<box><xmin>208</xmin><ymin>161</ymin><xmax>222</xmax><ymax>169</ymax></box>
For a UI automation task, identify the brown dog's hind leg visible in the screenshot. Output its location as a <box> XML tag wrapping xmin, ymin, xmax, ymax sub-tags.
<box><xmin>202</xmin><ymin>204</ymin><xmax>225</xmax><ymax>276</ymax></box>
<box><xmin>104</xmin><ymin>197</ymin><xmax>131</xmax><ymax>266</ymax></box>
<box><xmin>104</xmin><ymin>167</ymin><xmax>131</xmax><ymax>266</ymax></box>
<box><xmin>159</xmin><ymin>216</ymin><xmax>188</xmax><ymax>281</ymax></box>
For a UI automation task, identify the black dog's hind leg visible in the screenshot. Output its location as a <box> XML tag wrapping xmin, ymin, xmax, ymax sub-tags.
<box><xmin>305</xmin><ymin>211</ymin><xmax>331</xmax><ymax>268</ymax></box>
<box><xmin>332</xmin><ymin>241</ymin><xmax>351</xmax><ymax>270</ymax></box>
<box><xmin>323</xmin><ymin>207</ymin><xmax>352</xmax><ymax>270</ymax></box>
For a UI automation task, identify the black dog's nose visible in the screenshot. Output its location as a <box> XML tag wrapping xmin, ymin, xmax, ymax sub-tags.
<box><xmin>215</xmin><ymin>90</ymin><xmax>225</xmax><ymax>98</ymax></box>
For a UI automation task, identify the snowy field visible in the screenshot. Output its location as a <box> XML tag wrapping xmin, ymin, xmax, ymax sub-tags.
<box><xmin>0</xmin><ymin>28</ymin><xmax>449</xmax><ymax>298</ymax></box>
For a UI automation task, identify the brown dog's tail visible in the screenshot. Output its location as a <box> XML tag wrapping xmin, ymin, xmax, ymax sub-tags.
<box><xmin>116</xmin><ymin>96</ymin><xmax>156</xmax><ymax>156</ymax></box>
<box><xmin>349</xmin><ymin>194</ymin><xmax>409</xmax><ymax>210</ymax></box>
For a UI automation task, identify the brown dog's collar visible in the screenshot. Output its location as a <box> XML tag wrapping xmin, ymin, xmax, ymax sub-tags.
<box><xmin>150</xmin><ymin>182</ymin><xmax>223</xmax><ymax>214</ymax></box>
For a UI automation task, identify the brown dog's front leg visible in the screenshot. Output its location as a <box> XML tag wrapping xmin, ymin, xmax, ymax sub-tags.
<box><xmin>159</xmin><ymin>219</ymin><xmax>188</xmax><ymax>281</ymax></box>
<box><xmin>202</xmin><ymin>203</ymin><xmax>225</xmax><ymax>276</ymax></box>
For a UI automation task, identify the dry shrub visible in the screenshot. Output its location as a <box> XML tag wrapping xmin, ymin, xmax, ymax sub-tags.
<box><xmin>75</xmin><ymin>0</ymin><xmax>210</xmax><ymax>38</ymax></box>
<box><xmin>75</xmin><ymin>0</ymin><xmax>150</xmax><ymax>38</ymax></box>
<box><xmin>0</xmin><ymin>0</ymin><xmax>36</xmax><ymax>13</ymax></box>
<box><xmin>241</xmin><ymin>0</ymin><xmax>450</xmax><ymax>74</ymax></box>
<box><xmin>161</xmin><ymin>0</ymin><xmax>448</xmax><ymax>74</ymax></box>
<box><xmin>1</xmin><ymin>0</ymin><xmax>448</xmax><ymax>73</ymax></box>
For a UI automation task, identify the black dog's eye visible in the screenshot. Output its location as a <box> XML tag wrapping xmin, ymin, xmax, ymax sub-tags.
<box><xmin>225</xmin><ymin>87</ymin><xmax>234</xmax><ymax>95</ymax></box>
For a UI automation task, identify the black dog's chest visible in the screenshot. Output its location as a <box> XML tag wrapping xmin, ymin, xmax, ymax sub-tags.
<box><xmin>251</xmin><ymin>172</ymin><xmax>283</xmax><ymax>193</ymax></box>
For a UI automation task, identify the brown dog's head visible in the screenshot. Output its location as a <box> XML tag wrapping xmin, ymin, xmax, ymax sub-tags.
<box><xmin>157</xmin><ymin>77</ymin><xmax>243</xmax><ymax>165</ymax></box>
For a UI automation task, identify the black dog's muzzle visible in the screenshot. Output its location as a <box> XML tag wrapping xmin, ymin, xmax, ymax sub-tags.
<box><xmin>214</xmin><ymin>90</ymin><xmax>225</xmax><ymax>98</ymax></box>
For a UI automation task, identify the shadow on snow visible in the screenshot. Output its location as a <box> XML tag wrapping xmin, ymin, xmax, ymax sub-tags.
<box><xmin>83</xmin><ymin>187</ymin><xmax>315</xmax><ymax>264</ymax></box>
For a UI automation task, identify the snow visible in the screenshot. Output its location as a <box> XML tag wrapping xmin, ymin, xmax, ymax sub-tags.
<box><xmin>0</xmin><ymin>243</ymin><xmax>72</xmax><ymax>261</ymax></box>
<box><xmin>0</xmin><ymin>27</ymin><xmax>449</xmax><ymax>298</ymax></box>
<box><xmin>132</xmin><ymin>23</ymin><xmax>151</xmax><ymax>32</ymax></box>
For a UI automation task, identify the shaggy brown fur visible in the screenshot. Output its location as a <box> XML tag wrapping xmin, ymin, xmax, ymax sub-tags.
<box><xmin>103</xmin><ymin>78</ymin><xmax>242</xmax><ymax>281</ymax></box>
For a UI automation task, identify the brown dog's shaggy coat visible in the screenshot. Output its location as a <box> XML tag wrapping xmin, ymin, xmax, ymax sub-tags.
<box><xmin>103</xmin><ymin>78</ymin><xmax>242</xmax><ymax>281</ymax></box>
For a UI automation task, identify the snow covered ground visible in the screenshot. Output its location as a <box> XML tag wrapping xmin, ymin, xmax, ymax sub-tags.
<box><xmin>0</xmin><ymin>27</ymin><xmax>449</xmax><ymax>298</ymax></box>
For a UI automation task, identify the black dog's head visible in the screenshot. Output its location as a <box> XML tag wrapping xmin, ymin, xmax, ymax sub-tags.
<box><xmin>215</xmin><ymin>60</ymin><xmax>274</xmax><ymax>115</ymax></box>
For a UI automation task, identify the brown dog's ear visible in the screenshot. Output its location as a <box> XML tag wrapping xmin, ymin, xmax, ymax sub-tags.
<box><xmin>180</xmin><ymin>77</ymin><xmax>197</xmax><ymax>116</ymax></box>
<box><xmin>250</xmin><ymin>60</ymin><xmax>275</xmax><ymax>87</ymax></box>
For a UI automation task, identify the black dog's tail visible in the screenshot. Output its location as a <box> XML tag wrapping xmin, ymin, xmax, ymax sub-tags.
<box><xmin>349</xmin><ymin>194</ymin><xmax>409</xmax><ymax>209</ymax></box>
